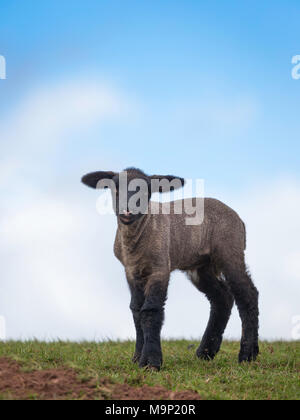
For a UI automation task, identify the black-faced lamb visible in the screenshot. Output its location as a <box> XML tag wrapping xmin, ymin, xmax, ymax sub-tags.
<box><xmin>82</xmin><ymin>167</ymin><xmax>259</xmax><ymax>370</ymax></box>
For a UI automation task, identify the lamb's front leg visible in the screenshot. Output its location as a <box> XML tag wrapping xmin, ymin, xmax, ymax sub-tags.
<box><xmin>129</xmin><ymin>284</ymin><xmax>145</xmax><ymax>363</ymax></box>
<box><xmin>139</xmin><ymin>278</ymin><xmax>169</xmax><ymax>371</ymax></box>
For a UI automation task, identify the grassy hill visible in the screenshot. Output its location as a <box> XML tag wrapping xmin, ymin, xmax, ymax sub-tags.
<box><xmin>0</xmin><ymin>340</ymin><xmax>299</xmax><ymax>400</ymax></box>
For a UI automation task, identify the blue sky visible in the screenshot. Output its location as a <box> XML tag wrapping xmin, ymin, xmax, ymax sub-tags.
<box><xmin>0</xmin><ymin>1</ymin><xmax>300</xmax><ymax>341</ymax></box>
<box><xmin>1</xmin><ymin>0</ymin><xmax>300</xmax><ymax>191</ymax></box>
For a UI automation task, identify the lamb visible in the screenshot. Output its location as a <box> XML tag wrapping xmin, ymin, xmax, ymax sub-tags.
<box><xmin>82</xmin><ymin>167</ymin><xmax>259</xmax><ymax>370</ymax></box>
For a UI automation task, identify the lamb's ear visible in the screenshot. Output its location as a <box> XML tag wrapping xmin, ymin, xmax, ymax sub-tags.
<box><xmin>150</xmin><ymin>174</ymin><xmax>185</xmax><ymax>193</ymax></box>
<box><xmin>81</xmin><ymin>171</ymin><xmax>117</xmax><ymax>189</ymax></box>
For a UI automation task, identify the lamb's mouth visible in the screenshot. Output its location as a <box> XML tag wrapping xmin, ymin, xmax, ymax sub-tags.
<box><xmin>119</xmin><ymin>214</ymin><xmax>136</xmax><ymax>225</ymax></box>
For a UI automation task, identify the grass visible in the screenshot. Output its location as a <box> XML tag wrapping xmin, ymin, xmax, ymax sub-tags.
<box><xmin>0</xmin><ymin>340</ymin><xmax>299</xmax><ymax>400</ymax></box>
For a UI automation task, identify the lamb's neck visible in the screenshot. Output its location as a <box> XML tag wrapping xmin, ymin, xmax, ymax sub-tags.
<box><xmin>118</xmin><ymin>213</ymin><xmax>150</xmax><ymax>251</ymax></box>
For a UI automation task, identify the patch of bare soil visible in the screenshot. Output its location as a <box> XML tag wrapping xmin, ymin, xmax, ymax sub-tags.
<box><xmin>0</xmin><ymin>357</ymin><xmax>100</xmax><ymax>400</ymax></box>
<box><xmin>112</xmin><ymin>383</ymin><xmax>201</xmax><ymax>400</ymax></box>
<box><xmin>0</xmin><ymin>357</ymin><xmax>201</xmax><ymax>400</ymax></box>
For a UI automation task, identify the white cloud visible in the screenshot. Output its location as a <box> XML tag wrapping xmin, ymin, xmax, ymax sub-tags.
<box><xmin>3</xmin><ymin>80</ymin><xmax>128</xmax><ymax>146</ymax></box>
<box><xmin>230</xmin><ymin>179</ymin><xmax>300</xmax><ymax>339</ymax></box>
<box><xmin>0</xmin><ymin>192</ymin><xmax>132</xmax><ymax>341</ymax></box>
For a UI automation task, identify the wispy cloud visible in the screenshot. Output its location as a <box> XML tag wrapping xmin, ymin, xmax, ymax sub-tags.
<box><xmin>0</xmin><ymin>79</ymin><xmax>134</xmax><ymax>186</ymax></box>
<box><xmin>2</xmin><ymin>80</ymin><xmax>129</xmax><ymax>145</ymax></box>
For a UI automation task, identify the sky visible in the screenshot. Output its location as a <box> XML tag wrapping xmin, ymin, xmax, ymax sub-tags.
<box><xmin>0</xmin><ymin>0</ymin><xmax>300</xmax><ymax>342</ymax></box>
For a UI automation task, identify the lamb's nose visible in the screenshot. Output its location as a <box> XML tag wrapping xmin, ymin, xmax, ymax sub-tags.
<box><xmin>123</xmin><ymin>210</ymin><xmax>132</xmax><ymax>217</ymax></box>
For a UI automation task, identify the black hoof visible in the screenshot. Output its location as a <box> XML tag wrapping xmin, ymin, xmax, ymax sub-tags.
<box><xmin>142</xmin><ymin>364</ymin><xmax>161</xmax><ymax>372</ymax></box>
<box><xmin>196</xmin><ymin>338</ymin><xmax>221</xmax><ymax>361</ymax></box>
<box><xmin>139</xmin><ymin>360</ymin><xmax>161</xmax><ymax>371</ymax></box>
<box><xmin>239</xmin><ymin>343</ymin><xmax>259</xmax><ymax>363</ymax></box>
<box><xmin>139</xmin><ymin>353</ymin><xmax>162</xmax><ymax>371</ymax></box>
<box><xmin>196</xmin><ymin>348</ymin><xmax>216</xmax><ymax>361</ymax></box>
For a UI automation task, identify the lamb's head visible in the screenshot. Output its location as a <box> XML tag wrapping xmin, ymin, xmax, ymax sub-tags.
<box><xmin>82</xmin><ymin>167</ymin><xmax>185</xmax><ymax>225</ymax></box>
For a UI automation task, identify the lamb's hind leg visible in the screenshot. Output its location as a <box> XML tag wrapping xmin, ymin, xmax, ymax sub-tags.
<box><xmin>188</xmin><ymin>267</ymin><xmax>234</xmax><ymax>360</ymax></box>
<box><xmin>223</xmin><ymin>261</ymin><xmax>259</xmax><ymax>363</ymax></box>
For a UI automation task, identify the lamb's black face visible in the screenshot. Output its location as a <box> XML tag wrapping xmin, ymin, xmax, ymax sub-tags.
<box><xmin>82</xmin><ymin>167</ymin><xmax>185</xmax><ymax>226</ymax></box>
<box><xmin>112</xmin><ymin>170</ymin><xmax>151</xmax><ymax>225</ymax></box>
